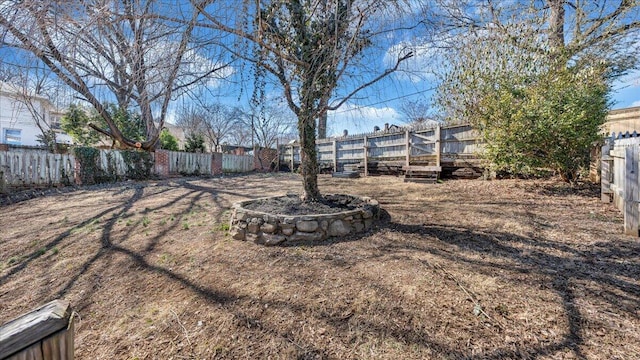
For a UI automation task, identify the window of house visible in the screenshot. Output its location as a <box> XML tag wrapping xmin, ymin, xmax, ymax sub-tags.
<box><xmin>51</xmin><ymin>116</ymin><xmax>61</xmax><ymax>129</ymax></box>
<box><xmin>4</xmin><ymin>129</ymin><xmax>21</xmax><ymax>145</ymax></box>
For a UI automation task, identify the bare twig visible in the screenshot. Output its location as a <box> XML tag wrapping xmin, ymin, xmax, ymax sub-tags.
<box><xmin>419</xmin><ymin>258</ymin><xmax>504</xmax><ymax>330</ymax></box>
<box><xmin>170</xmin><ymin>309</ymin><xmax>192</xmax><ymax>346</ymax></box>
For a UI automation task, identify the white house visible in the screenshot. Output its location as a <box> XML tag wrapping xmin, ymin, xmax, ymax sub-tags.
<box><xmin>0</xmin><ymin>81</ymin><xmax>73</xmax><ymax>147</ymax></box>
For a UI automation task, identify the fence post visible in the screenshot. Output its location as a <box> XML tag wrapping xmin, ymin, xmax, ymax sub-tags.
<box><xmin>405</xmin><ymin>129</ymin><xmax>410</xmax><ymax>167</ymax></box>
<box><xmin>332</xmin><ymin>140</ymin><xmax>337</xmax><ymax>173</ymax></box>
<box><xmin>276</xmin><ymin>139</ymin><xmax>280</xmax><ymax>172</ymax></box>
<box><xmin>363</xmin><ymin>136</ymin><xmax>368</xmax><ymax>176</ymax></box>
<box><xmin>435</xmin><ymin>124</ymin><xmax>441</xmax><ymax>169</ymax></box>
<box><xmin>624</xmin><ymin>145</ymin><xmax>639</xmax><ymax>236</ymax></box>
<box><xmin>0</xmin><ymin>300</ymin><xmax>74</xmax><ymax>360</ymax></box>
<box><xmin>0</xmin><ymin>169</ymin><xmax>5</xmax><ymax>194</ymax></box>
<box><xmin>601</xmin><ymin>138</ymin><xmax>613</xmax><ymax>203</ymax></box>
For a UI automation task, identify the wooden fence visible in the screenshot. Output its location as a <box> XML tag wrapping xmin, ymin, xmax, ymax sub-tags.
<box><xmin>163</xmin><ymin>151</ymin><xmax>253</xmax><ymax>174</ymax></box>
<box><xmin>223</xmin><ymin>154</ymin><xmax>253</xmax><ymax>172</ymax></box>
<box><xmin>167</xmin><ymin>151</ymin><xmax>212</xmax><ymax>175</ymax></box>
<box><xmin>0</xmin><ymin>300</ymin><xmax>74</xmax><ymax>360</ymax></box>
<box><xmin>601</xmin><ymin>132</ymin><xmax>640</xmax><ymax>236</ymax></box>
<box><xmin>0</xmin><ymin>147</ymin><xmax>260</xmax><ymax>193</ymax></box>
<box><xmin>281</xmin><ymin>123</ymin><xmax>482</xmax><ymax>173</ymax></box>
<box><xmin>0</xmin><ymin>149</ymin><xmax>75</xmax><ymax>190</ymax></box>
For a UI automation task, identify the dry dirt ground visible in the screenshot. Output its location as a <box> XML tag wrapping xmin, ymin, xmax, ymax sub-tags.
<box><xmin>0</xmin><ymin>173</ymin><xmax>638</xmax><ymax>359</ymax></box>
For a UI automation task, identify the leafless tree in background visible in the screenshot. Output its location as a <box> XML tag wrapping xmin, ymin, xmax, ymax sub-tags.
<box><xmin>0</xmin><ymin>0</ymin><xmax>230</xmax><ymax>150</ymax></box>
<box><xmin>176</xmin><ymin>103</ymin><xmax>241</xmax><ymax>152</ymax></box>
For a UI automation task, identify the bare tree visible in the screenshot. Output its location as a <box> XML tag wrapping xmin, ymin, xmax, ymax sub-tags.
<box><xmin>201</xmin><ymin>104</ymin><xmax>241</xmax><ymax>152</ymax></box>
<box><xmin>176</xmin><ymin>103</ymin><xmax>240</xmax><ymax>152</ymax></box>
<box><xmin>238</xmin><ymin>103</ymin><xmax>295</xmax><ymax>149</ymax></box>
<box><xmin>196</xmin><ymin>0</ymin><xmax>415</xmax><ymax>200</ymax></box>
<box><xmin>423</xmin><ymin>0</ymin><xmax>640</xmax><ymax>73</ymax></box>
<box><xmin>399</xmin><ymin>99</ymin><xmax>433</xmax><ymax>125</ymax></box>
<box><xmin>0</xmin><ymin>0</ymin><xmax>229</xmax><ymax>150</ymax></box>
<box><xmin>227</xmin><ymin>120</ymin><xmax>253</xmax><ymax>148</ymax></box>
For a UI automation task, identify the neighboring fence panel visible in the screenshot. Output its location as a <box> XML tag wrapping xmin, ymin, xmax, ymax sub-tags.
<box><xmin>0</xmin><ymin>300</ymin><xmax>74</xmax><ymax>360</ymax></box>
<box><xmin>316</xmin><ymin>141</ymin><xmax>334</xmax><ymax>164</ymax></box>
<box><xmin>280</xmin><ymin>123</ymin><xmax>481</xmax><ymax>171</ymax></box>
<box><xmin>368</xmin><ymin>132</ymin><xmax>405</xmax><ymax>160</ymax></box>
<box><xmin>98</xmin><ymin>149</ymin><xmax>128</xmax><ymax>178</ymax></box>
<box><xmin>0</xmin><ymin>149</ymin><xmax>74</xmax><ymax>189</ymax></box>
<box><xmin>167</xmin><ymin>151</ymin><xmax>212</xmax><ymax>175</ymax></box>
<box><xmin>601</xmin><ymin>133</ymin><xmax>640</xmax><ymax>236</ymax></box>
<box><xmin>223</xmin><ymin>154</ymin><xmax>253</xmax><ymax>172</ymax></box>
<box><xmin>441</xmin><ymin>124</ymin><xmax>482</xmax><ymax>155</ymax></box>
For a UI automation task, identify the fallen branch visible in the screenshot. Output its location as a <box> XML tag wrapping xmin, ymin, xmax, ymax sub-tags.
<box><xmin>418</xmin><ymin>258</ymin><xmax>504</xmax><ymax>330</ymax></box>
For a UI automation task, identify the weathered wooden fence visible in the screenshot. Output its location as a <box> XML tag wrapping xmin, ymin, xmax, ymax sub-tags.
<box><xmin>167</xmin><ymin>151</ymin><xmax>212</xmax><ymax>175</ymax></box>
<box><xmin>282</xmin><ymin>123</ymin><xmax>481</xmax><ymax>173</ymax></box>
<box><xmin>223</xmin><ymin>154</ymin><xmax>253</xmax><ymax>172</ymax></box>
<box><xmin>0</xmin><ymin>300</ymin><xmax>74</xmax><ymax>360</ymax></box>
<box><xmin>0</xmin><ymin>149</ymin><xmax>75</xmax><ymax>190</ymax></box>
<box><xmin>601</xmin><ymin>132</ymin><xmax>640</xmax><ymax>236</ymax></box>
<box><xmin>163</xmin><ymin>151</ymin><xmax>253</xmax><ymax>174</ymax></box>
<box><xmin>98</xmin><ymin>149</ymin><xmax>129</xmax><ymax>178</ymax></box>
<box><xmin>1</xmin><ymin>147</ymin><xmax>261</xmax><ymax>193</ymax></box>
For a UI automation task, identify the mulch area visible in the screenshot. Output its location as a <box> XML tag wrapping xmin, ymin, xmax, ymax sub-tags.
<box><xmin>1</xmin><ymin>173</ymin><xmax>638</xmax><ymax>359</ymax></box>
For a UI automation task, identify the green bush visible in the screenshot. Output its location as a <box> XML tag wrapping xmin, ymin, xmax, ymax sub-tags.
<box><xmin>184</xmin><ymin>133</ymin><xmax>206</xmax><ymax>153</ymax></box>
<box><xmin>160</xmin><ymin>129</ymin><xmax>179</xmax><ymax>151</ymax></box>
<box><xmin>477</xmin><ymin>67</ymin><xmax>609</xmax><ymax>183</ymax></box>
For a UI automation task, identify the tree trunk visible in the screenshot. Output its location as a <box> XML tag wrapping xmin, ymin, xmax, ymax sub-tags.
<box><xmin>318</xmin><ymin>97</ymin><xmax>328</xmax><ymax>139</ymax></box>
<box><xmin>298</xmin><ymin>108</ymin><xmax>321</xmax><ymax>201</ymax></box>
<box><xmin>548</xmin><ymin>0</ymin><xmax>566</xmax><ymax>53</ymax></box>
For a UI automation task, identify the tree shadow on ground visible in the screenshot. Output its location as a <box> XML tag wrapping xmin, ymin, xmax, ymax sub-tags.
<box><xmin>3</xmin><ymin>181</ymin><xmax>637</xmax><ymax>359</ymax></box>
<box><xmin>524</xmin><ymin>181</ymin><xmax>600</xmax><ymax>198</ymax></box>
<box><xmin>378</xmin><ymin>218</ymin><xmax>639</xmax><ymax>359</ymax></box>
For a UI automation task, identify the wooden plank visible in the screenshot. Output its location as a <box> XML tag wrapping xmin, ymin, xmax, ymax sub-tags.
<box><xmin>363</xmin><ymin>136</ymin><xmax>368</xmax><ymax>177</ymax></box>
<box><xmin>601</xmin><ymin>142</ymin><xmax>613</xmax><ymax>203</ymax></box>
<box><xmin>412</xmin><ymin>133</ymin><xmax>435</xmax><ymax>141</ymax></box>
<box><xmin>0</xmin><ymin>300</ymin><xmax>72</xmax><ymax>358</ymax></box>
<box><xmin>41</xmin><ymin>322</ymin><xmax>74</xmax><ymax>360</ymax></box>
<box><xmin>435</xmin><ymin>124</ymin><xmax>441</xmax><ymax>169</ymax></box>
<box><xmin>410</xmin><ymin>143</ymin><xmax>434</xmax><ymax>154</ymax></box>
<box><xmin>366</xmin><ymin>143</ymin><xmax>407</xmax><ymax>149</ymax></box>
<box><xmin>290</xmin><ymin>146</ymin><xmax>294</xmax><ymax>172</ymax></box>
<box><xmin>624</xmin><ymin>146</ymin><xmax>639</xmax><ymax>236</ymax></box>
<box><xmin>332</xmin><ymin>140</ymin><xmax>337</xmax><ymax>172</ymax></box>
<box><xmin>404</xmin><ymin>130</ymin><xmax>410</xmax><ymax>167</ymax></box>
<box><xmin>402</xmin><ymin>166</ymin><xmax>442</xmax><ymax>172</ymax></box>
<box><xmin>6</xmin><ymin>341</ymin><xmax>43</xmax><ymax>360</ymax></box>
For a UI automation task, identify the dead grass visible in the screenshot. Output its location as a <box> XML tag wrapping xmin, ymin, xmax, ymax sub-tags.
<box><xmin>0</xmin><ymin>173</ymin><xmax>638</xmax><ymax>359</ymax></box>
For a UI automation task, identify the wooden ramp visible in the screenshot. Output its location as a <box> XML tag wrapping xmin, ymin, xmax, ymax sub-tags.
<box><xmin>402</xmin><ymin>165</ymin><xmax>441</xmax><ymax>183</ymax></box>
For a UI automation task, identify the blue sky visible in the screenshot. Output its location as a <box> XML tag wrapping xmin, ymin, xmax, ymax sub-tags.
<box><xmin>2</xmin><ymin>0</ymin><xmax>638</xmax><ymax>139</ymax></box>
<box><xmin>199</xmin><ymin>0</ymin><xmax>640</xmax><ymax>138</ymax></box>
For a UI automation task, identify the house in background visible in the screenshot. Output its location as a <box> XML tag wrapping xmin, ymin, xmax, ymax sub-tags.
<box><xmin>0</xmin><ymin>81</ymin><xmax>73</xmax><ymax>147</ymax></box>
<box><xmin>602</xmin><ymin>106</ymin><xmax>640</xmax><ymax>136</ymax></box>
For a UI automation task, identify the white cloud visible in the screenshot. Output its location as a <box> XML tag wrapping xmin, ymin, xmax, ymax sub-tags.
<box><xmin>632</xmin><ymin>100</ymin><xmax>640</xmax><ymax>107</ymax></box>
<box><xmin>327</xmin><ymin>102</ymin><xmax>402</xmax><ymax>136</ymax></box>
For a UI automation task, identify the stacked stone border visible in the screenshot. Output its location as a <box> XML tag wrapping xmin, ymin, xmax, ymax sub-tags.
<box><xmin>229</xmin><ymin>194</ymin><xmax>380</xmax><ymax>245</ymax></box>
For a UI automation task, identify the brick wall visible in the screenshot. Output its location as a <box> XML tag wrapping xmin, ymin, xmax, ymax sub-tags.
<box><xmin>0</xmin><ymin>144</ymin><xmax>8</xmax><ymax>152</ymax></box>
<box><xmin>154</xmin><ymin>149</ymin><xmax>169</xmax><ymax>177</ymax></box>
<box><xmin>211</xmin><ymin>152</ymin><xmax>223</xmax><ymax>175</ymax></box>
